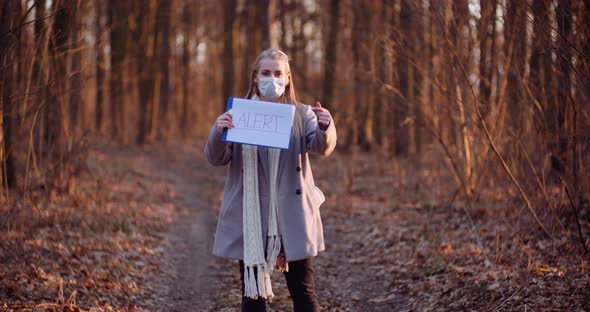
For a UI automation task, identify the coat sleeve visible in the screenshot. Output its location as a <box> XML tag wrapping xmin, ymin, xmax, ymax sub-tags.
<box><xmin>204</xmin><ymin>124</ymin><xmax>233</xmax><ymax>166</ymax></box>
<box><xmin>303</xmin><ymin>105</ymin><xmax>337</xmax><ymax>156</ymax></box>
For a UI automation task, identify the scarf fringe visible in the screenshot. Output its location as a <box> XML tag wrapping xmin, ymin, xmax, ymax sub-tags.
<box><xmin>266</xmin><ymin>235</ymin><xmax>282</xmax><ymax>270</ymax></box>
<box><xmin>244</xmin><ymin>264</ymin><xmax>274</xmax><ymax>299</ymax></box>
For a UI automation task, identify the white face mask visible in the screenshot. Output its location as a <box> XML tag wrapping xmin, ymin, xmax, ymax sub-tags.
<box><xmin>258</xmin><ymin>76</ymin><xmax>286</xmax><ymax>100</ymax></box>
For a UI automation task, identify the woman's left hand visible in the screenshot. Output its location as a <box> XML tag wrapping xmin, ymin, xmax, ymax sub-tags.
<box><xmin>275</xmin><ymin>251</ymin><xmax>288</xmax><ymax>272</ymax></box>
<box><xmin>311</xmin><ymin>101</ymin><xmax>332</xmax><ymax>131</ymax></box>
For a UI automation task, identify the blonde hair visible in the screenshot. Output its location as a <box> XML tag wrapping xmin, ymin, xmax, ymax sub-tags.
<box><xmin>245</xmin><ymin>49</ymin><xmax>297</xmax><ymax>104</ymax></box>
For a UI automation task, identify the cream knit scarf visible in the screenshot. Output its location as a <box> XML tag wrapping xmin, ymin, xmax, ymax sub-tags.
<box><xmin>241</xmin><ymin>98</ymin><xmax>283</xmax><ymax>300</ymax></box>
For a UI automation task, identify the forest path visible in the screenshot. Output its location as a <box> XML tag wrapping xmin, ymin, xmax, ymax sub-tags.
<box><xmin>185</xmin><ymin>148</ymin><xmax>419</xmax><ymax>311</ymax></box>
<box><xmin>131</xmin><ymin>143</ymin><xmax>225</xmax><ymax>311</ymax></box>
<box><xmin>127</xmin><ymin>144</ymin><xmax>414</xmax><ymax>311</ymax></box>
<box><xmin>137</xmin><ymin>143</ymin><xmax>414</xmax><ymax>311</ymax></box>
<box><xmin>137</xmin><ymin>143</ymin><xmax>585</xmax><ymax>311</ymax></box>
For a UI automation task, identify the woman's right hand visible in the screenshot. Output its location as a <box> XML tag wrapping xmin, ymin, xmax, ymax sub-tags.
<box><xmin>215</xmin><ymin>111</ymin><xmax>234</xmax><ymax>134</ymax></box>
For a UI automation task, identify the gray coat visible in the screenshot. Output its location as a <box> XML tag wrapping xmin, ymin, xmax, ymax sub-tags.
<box><xmin>205</xmin><ymin>103</ymin><xmax>337</xmax><ymax>261</ymax></box>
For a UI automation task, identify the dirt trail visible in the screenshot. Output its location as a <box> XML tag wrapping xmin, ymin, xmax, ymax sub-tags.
<box><xmin>135</xmin><ymin>144</ymin><xmax>587</xmax><ymax>311</ymax></box>
<box><xmin>133</xmin><ymin>144</ymin><xmax>224</xmax><ymax>311</ymax></box>
<box><xmin>140</xmin><ymin>145</ymin><xmax>413</xmax><ymax>311</ymax></box>
<box><xmin>158</xmin><ymin>165</ymin><xmax>214</xmax><ymax>311</ymax></box>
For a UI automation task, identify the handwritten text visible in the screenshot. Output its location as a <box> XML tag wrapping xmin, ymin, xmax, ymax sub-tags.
<box><xmin>235</xmin><ymin>112</ymin><xmax>284</xmax><ymax>133</ymax></box>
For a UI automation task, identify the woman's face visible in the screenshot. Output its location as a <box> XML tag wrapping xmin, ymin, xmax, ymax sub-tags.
<box><xmin>255</xmin><ymin>59</ymin><xmax>289</xmax><ymax>86</ymax></box>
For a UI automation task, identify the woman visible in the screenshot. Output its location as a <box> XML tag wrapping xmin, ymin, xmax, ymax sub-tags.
<box><xmin>205</xmin><ymin>48</ymin><xmax>337</xmax><ymax>312</ymax></box>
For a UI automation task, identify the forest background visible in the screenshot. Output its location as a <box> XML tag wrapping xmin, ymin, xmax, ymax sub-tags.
<box><xmin>0</xmin><ymin>0</ymin><xmax>589</xmax><ymax>310</ymax></box>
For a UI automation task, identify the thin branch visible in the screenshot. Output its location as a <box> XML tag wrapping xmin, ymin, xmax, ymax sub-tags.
<box><xmin>525</xmin><ymin>2</ymin><xmax>590</xmax><ymax>63</ymax></box>
<box><xmin>561</xmin><ymin>176</ymin><xmax>588</xmax><ymax>253</ymax></box>
<box><xmin>445</xmin><ymin>31</ymin><xmax>553</xmax><ymax>240</ymax></box>
<box><xmin>0</xmin><ymin>7</ymin><xmax>58</xmax><ymax>38</ymax></box>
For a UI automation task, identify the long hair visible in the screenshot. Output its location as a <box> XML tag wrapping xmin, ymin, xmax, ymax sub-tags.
<box><xmin>244</xmin><ymin>49</ymin><xmax>297</xmax><ymax>104</ymax></box>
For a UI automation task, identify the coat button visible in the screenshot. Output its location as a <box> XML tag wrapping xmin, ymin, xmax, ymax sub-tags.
<box><xmin>295</xmin><ymin>189</ymin><xmax>301</xmax><ymax>195</ymax></box>
<box><xmin>296</xmin><ymin>166</ymin><xmax>301</xmax><ymax>172</ymax></box>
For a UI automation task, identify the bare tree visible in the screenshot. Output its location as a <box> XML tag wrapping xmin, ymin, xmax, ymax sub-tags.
<box><xmin>68</xmin><ymin>1</ymin><xmax>82</xmax><ymax>140</ymax></box>
<box><xmin>242</xmin><ymin>0</ymin><xmax>262</xmax><ymax>94</ymax></box>
<box><xmin>375</xmin><ymin>0</ymin><xmax>390</xmax><ymax>153</ymax></box>
<box><xmin>95</xmin><ymin>0</ymin><xmax>105</xmax><ymax>133</ymax></box>
<box><xmin>108</xmin><ymin>0</ymin><xmax>129</xmax><ymax>141</ymax></box>
<box><xmin>33</xmin><ymin>0</ymin><xmax>48</xmax><ymax>157</ymax></box>
<box><xmin>48</xmin><ymin>0</ymin><xmax>76</xmax><ymax>152</ymax></box>
<box><xmin>157</xmin><ymin>0</ymin><xmax>173</xmax><ymax>137</ymax></box>
<box><xmin>555</xmin><ymin>0</ymin><xmax>572</xmax><ymax>174</ymax></box>
<box><xmin>478</xmin><ymin>0</ymin><xmax>496</xmax><ymax>117</ymax></box>
<box><xmin>504</xmin><ymin>1</ymin><xmax>528</xmax><ymax>140</ymax></box>
<box><xmin>259</xmin><ymin>0</ymin><xmax>271</xmax><ymax>50</ymax></box>
<box><xmin>180</xmin><ymin>1</ymin><xmax>193</xmax><ymax>136</ymax></box>
<box><xmin>135</xmin><ymin>1</ymin><xmax>158</xmax><ymax>144</ymax></box>
<box><xmin>395</xmin><ymin>0</ymin><xmax>412</xmax><ymax>155</ymax></box>
<box><xmin>222</xmin><ymin>0</ymin><xmax>237</xmax><ymax>110</ymax></box>
<box><xmin>351</xmin><ymin>0</ymin><xmax>365</xmax><ymax>148</ymax></box>
<box><xmin>321</xmin><ymin>0</ymin><xmax>340</xmax><ymax>112</ymax></box>
<box><xmin>0</xmin><ymin>0</ymin><xmax>19</xmax><ymax>188</ymax></box>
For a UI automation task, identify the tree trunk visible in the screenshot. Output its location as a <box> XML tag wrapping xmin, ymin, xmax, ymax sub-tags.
<box><xmin>555</xmin><ymin>0</ymin><xmax>572</xmax><ymax>174</ymax></box>
<box><xmin>580</xmin><ymin>0</ymin><xmax>590</xmax><ymax>184</ymax></box>
<box><xmin>33</xmin><ymin>0</ymin><xmax>47</xmax><ymax>159</ymax></box>
<box><xmin>48</xmin><ymin>0</ymin><xmax>75</xmax><ymax>151</ymax></box>
<box><xmin>504</xmin><ymin>1</ymin><xmax>528</xmax><ymax>137</ymax></box>
<box><xmin>452</xmin><ymin>0</ymin><xmax>473</xmax><ymax>192</ymax></box>
<box><xmin>222</xmin><ymin>0</ymin><xmax>237</xmax><ymax>111</ymax></box>
<box><xmin>33</xmin><ymin>0</ymin><xmax>47</xmax><ymax>85</ymax></box>
<box><xmin>362</xmin><ymin>1</ymin><xmax>377</xmax><ymax>151</ymax></box>
<box><xmin>351</xmin><ymin>0</ymin><xmax>365</xmax><ymax>148</ymax></box>
<box><xmin>488</xmin><ymin>1</ymin><xmax>498</xmax><ymax>120</ymax></box>
<box><xmin>148</xmin><ymin>0</ymin><xmax>161</xmax><ymax>143</ymax></box>
<box><xmin>108</xmin><ymin>0</ymin><xmax>129</xmax><ymax>141</ymax></box>
<box><xmin>479</xmin><ymin>0</ymin><xmax>494</xmax><ymax>116</ymax></box>
<box><xmin>530</xmin><ymin>0</ymin><xmax>556</xmax><ymax>152</ymax></box>
<box><xmin>69</xmin><ymin>1</ymin><xmax>82</xmax><ymax>140</ymax></box>
<box><xmin>95</xmin><ymin>0</ymin><xmax>104</xmax><ymax>133</ymax></box>
<box><xmin>14</xmin><ymin>1</ymin><xmax>24</xmax><ymax>94</ymax></box>
<box><xmin>322</xmin><ymin>0</ymin><xmax>340</xmax><ymax>112</ymax></box>
<box><xmin>348</xmin><ymin>1</ymin><xmax>374</xmax><ymax>150</ymax></box>
<box><xmin>135</xmin><ymin>1</ymin><xmax>157</xmax><ymax>144</ymax></box>
<box><xmin>180</xmin><ymin>2</ymin><xmax>192</xmax><ymax>136</ymax></box>
<box><xmin>396</xmin><ymin>0</ymin><xmax>411</xmax><ymax>155</ymax></box>
<box><xmin>259</xmin><ymin>0</ymin><xmax>270</xmax><ymax>50</ymax></box>
<box><xmin>298</xmin><ymin>15</ymin><xmax>309</xmax><ymax>98</ymax></box>
<box><xmin>431</xmin><ymin>1</ymin><xmax>455</xmax><ymax>148</ymax></box>
<box><xmin>243</xmin><ymin>0</ymin><xmax>261</xmax><ymax>94</ymax></box>
<box><xmin>578</xmin><ymin>0</ymin><xmax>589</xmax><ymax>201</ymax></box>
<box><xmin>156</xmin><ymin>0</ymin><xmax>172</xmax><ymax>138</ymax></box>
<box><xmin>376</xmin><ymin>0</ymin><xmax>390</xmax><ymax>153</ymax></box>
<box><xmin>412</xmin><ymin>0</ymin><xmax>424</xmax><ymax>155</ymax></box>
<box><xmin>427</xmin><ymin>0</ymin><xmax>440</xmax><ymax>139</ymax></box>
<box><xmin>0</xmin><ymin>0</ymin><xmax>19</xmax><ymax>188</ymax></box>
<box><xmin>290</xmin><ymin>5</ymin><xmax>307</xmax><ymax>97</ymax></box>
<box><xmin>279</xmin><ymin>0</ymin><xmax>287</xmax><ymax>51</ymax></box>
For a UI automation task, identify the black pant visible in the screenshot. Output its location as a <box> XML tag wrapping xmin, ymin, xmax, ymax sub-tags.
<box><xmin>239</xmin><ymin>258</ymin><xmax>320</xmax><ymax>312</ymax></box>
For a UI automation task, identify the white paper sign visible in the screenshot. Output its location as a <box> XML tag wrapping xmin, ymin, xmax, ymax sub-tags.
<box><xmin>222</xmin><ymin>97</ymin><xmax>295</xmax><ymax>149</ymax></box>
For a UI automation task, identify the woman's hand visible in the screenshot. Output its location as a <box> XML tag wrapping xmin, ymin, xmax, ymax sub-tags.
<box><xmin>215</xmin><ymin>110</ymin><xmax>234</xmax><ymax>134</ymax></box>
<box><xmin>275</xmin><ymin>251</ymin><xmax>289</xmax><ymax>272</ymax></box>
<box><xmin>311</xmin><ymin>101</ymin><xmax>332</xmax><ymax>131</ymax></box>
